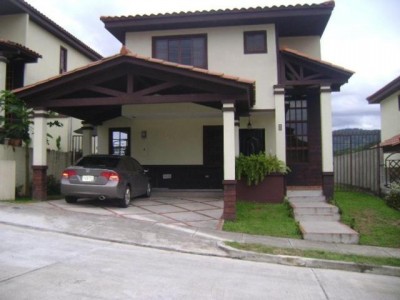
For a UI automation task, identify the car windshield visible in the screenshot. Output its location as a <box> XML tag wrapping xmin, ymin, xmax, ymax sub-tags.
<box><xmin>76</xmin><ymin>156</ymin><xmax>120</xmax><ymax>169</ymax></box>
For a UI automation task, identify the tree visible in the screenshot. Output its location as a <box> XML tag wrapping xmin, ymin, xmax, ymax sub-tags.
<box><xmin>0</xmin><ymin>90</ymin><xmax>63</xmax><ymax>196</ymax></box>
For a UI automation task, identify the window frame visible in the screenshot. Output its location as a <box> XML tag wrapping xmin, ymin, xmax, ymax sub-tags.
<box><xmin>285</xmin><ymin>98</ymin><xmax>309</xmax><ymax>163</ymax></box>
<box><xmin>109</xmin><ymin>127</ymin><xmax>131</xmax><ymax>156</ymax></box>
<box><xmin>152</xmin><ymin>34</ymin><xmax>208</xmax><ymax>69</ymax></box>
<box><xmin>60</xmin><ymin>46</ymin><xmax>68</xmax><ymax>74</ymax></box>
<box><xmin>243</xmin><ymin>31</ymin><xmax>267</xmax><ymax>54</ymax></box>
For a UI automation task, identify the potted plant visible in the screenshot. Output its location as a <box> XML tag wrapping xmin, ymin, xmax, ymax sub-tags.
<box><xmin>0</xmin><ymin>90</ymin><xmax>32</xmax><ymax>147</ymax></box>
<box><xmin>236</xmin><ymin>152</ymin><xmax>290</xmax><ymax>203</ymax></box>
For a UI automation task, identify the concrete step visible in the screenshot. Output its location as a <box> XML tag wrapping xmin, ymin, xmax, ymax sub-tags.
<box><xmin>288</xmin><ymin>195</ymin><xmax>326</xmax><ymax>203</ymax></box>
<box><xmin>290</xmin><ymin>202</ymin><xmax>339</xmax><ymax>215</ymax></box>
<box><xmin>299</xmin><ymin>221</ymin><xmax>359</xmax><ymax>244</ymax></box>
<box><xmin>294</xmin><ymin>213</ymin><xmax>340</xmax><ymax>222</ymax></box>
<box><xmin>287</xmin><ymin>189</ymin><xmax>323</xmax><ymax>197</ymax></box>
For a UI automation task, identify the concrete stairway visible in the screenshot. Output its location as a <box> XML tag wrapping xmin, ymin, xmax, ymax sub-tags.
<box><xmin>287</xmin><ymin>188</ymin><xmax>359</xmax><ymax>244</ymax></box>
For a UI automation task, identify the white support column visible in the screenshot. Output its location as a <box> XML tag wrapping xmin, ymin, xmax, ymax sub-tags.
<box><xmin>223</xmin><ymin>103</ymin><xmax>236</xmax><ymax>180</ymax></box>
<box><xmin>33</xmin><ymin>109</ymin><xmax>48</xmax><ymax>166</ymax></box>
<box><xmin>320</xmin><ymin>86</ymin><xmax>333</xmax><ymax>173</ymax></box>
<box><xmin>274</xmin><ymin>86</ymin><xmax>286</xmax><ymax>163</ymax></box>
<box><xmin>81</xmin><ymin>122</ymin><xmax>93</xmax><ymax>156</ymax></box>
<box><xmin>234</xmin><ymin>119</ymin><xmax>240</xmax><ymax>157</ymax></box>
<box><xmin>0</xmin><ymin>55</ymin><xmax>7</xmax><ymax>129</ymax></box>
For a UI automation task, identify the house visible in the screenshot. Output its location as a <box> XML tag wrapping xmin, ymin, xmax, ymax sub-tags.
<box><xmin>13</xmin><ymin>1</ymin><xmax>353</xmax><ymax>219</ymax></box>
<box><xmin>367</xmin><ymin>75</ymin><xmax>400</xmax><ymax>186</ymax></box>
<box><xmin>0</xmin><ymin>0</ymin><xmax>102</xmax><ymax>152</ymax></box>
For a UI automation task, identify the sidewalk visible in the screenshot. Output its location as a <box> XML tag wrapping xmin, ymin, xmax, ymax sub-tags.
<box><xmin>0</xmin><ymin>200</ymin><xmax>399</xmax><ymax>276</ymax></box>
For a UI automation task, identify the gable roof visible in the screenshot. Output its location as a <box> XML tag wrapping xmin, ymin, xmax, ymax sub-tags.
<box><xmin>0</xmin><ymin>39</ymin><xmax>42</xmax><ymax>62</ymax></box>
<box><xmin>13</xmin><ymin>46</ymin><xmax>255</xmax><ymax>124</ymax></box>
<box><xmin>279</xmin><ymin>47</ymin><xmax>354</xmax><ymax>91</ymax></box>
<box><xmin>101</xmin><ymin>1</ymin><xmax>335</xmax><ymax>44</ymax></box>
<box><xmin>367</xmin><ymin>75</ymin><xmax>400</xmax><ymax>104</ymax></box>
<box><xmin>0</xmin><ymin>0</ymin><xmax>102</xmax><ymax>61</ymax></box>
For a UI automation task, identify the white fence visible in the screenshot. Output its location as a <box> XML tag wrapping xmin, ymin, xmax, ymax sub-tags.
<box><xmin>0</xmin><ymin>144</ymin><xmax>71</xmax><ymax>199</ymax></box>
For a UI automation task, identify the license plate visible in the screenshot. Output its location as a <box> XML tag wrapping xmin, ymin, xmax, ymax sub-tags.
<box><xmin>81</xmin><ymin>175</ymin><xmax>94</xmax><ymax>182</ymax></box>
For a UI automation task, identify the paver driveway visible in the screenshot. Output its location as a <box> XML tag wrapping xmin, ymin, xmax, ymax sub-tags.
<box><xmin>43</xmin><ymin>191</ymin><xmax>224</xmax><ymax>230</ymax></box>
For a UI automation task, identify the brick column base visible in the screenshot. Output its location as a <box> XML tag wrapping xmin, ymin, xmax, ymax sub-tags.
<box><xmin>223</xmin><ymin>180</ymin><xmax>237</xmax><ymax>221</ymax></box>
<box><xmin>32</xmin><ymin>165</ymin><xmax>48</xmax><ymax>201</ymax></box>
<box><xmin>322</xmin><ymin>172</ymin><xmax>334</xmax><ymax>201</ymax></box>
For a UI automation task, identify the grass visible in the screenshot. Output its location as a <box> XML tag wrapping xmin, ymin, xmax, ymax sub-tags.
<box><xmin>333</xmin><ymin>191</ymin><xmax>400</xmax><ymax>248</ymax></box>
<box><xmin>223</xmin><ymin>200</ymin><xmax>301</xmax><ymax>239</ymax></box>
<box><xmin>226</xmin><ymin>241</ymin><xmax>400</xmax><ymax>268</ymax></box>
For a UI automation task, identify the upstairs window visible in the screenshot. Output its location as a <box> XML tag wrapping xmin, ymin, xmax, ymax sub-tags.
<box><xmin>153</xmin><ymin>34</ymin><xmax>207</xmax><ymax>69</ymax></box>
<box><xmin>60</xmin><ymin>46</ymin><xmax>67</xmax><ymax>74</ymax></box>
<box><xmin>244</xmin><ymin>31</ymin><xmax>267</xmax><ymax>54</ymax></box>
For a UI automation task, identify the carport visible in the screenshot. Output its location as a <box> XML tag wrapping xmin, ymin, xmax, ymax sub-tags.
<box><xmin>13</xmin><ymin>47</ymin><xmax>255</xmax><ymax>220</ymax></box>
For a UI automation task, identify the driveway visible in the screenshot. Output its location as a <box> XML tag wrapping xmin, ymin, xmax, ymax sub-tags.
<box><xmin>44</xmin><ymin>190</ymin><xmax>223</xmax><ymax>230</ymax></box>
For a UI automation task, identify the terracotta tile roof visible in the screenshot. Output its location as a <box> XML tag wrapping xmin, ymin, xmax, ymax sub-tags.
<box><xmin>13</xmin><ymin>46</ymin><xmax>255</xmax><ymax>94</ymax></box>
<box><xmin>0</xmin><ymin>39</ymin><xmax>42</xmax><ymax>59</ymax></box>
<box><xmin>280</xmin><ymin>47</ymin><xmax>354</xmax><ymax>75</ymax></box>
<box><xmin>367</xmin><ymin>75</ymin><xmax>400</xmax><ymax>104</ymax></box>
<box><xmin>101</xmin><ymin>1</ymin><xmax>335</xmax><ymax>22</ymax></box>
<box><xmin>380</xmin><ymin>133</ymin><xmax>400</xmax><ymax>148</ymax></box>
<box><xmin>3</xmin><ymin>0</ymin><xmax>102</xmax><ymax>60</ymax></box>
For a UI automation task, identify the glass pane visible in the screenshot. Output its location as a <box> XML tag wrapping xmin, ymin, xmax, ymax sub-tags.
<box><xmin>168</xmin><ymin>40</ymin><xmax>179</xmax><ymax>63</ymax></box>
<box><xmin>154</xmin><ymin>39</ymin><xmax>168</xmax><ymax>60</ymax></box>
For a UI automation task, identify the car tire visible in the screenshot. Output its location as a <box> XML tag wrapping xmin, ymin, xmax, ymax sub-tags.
<box><xmin>119</xmin><ymin>186</ymin><xmax>131</xmax><ymax>208</ymax></box>
<box><xmin>145</xmin><ymin>183</ymin><xmax>151</xmax><ymax>198</ymax></box>
<box><xmin>65</xmin><ymin>196</ymin><xmax>78</xmax><ymax>204</ymax></box>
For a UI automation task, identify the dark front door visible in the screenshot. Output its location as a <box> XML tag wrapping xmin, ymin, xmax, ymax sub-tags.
<box><xmin>109</xmin><ymin>128</ymin><xmax>131</xmax><ymax>156</ymax></box>
<box><xmin>285</xmin><ymin>90</ymin><xmax>322</xmax><ymax>186</ymax></box>
<box><xmin>203</xmin><ymin>126</ymin><xmax>223</xmax><ymax>188</ymax></box>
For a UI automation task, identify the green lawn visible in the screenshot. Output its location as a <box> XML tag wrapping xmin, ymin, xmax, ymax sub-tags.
<box><xmin>333</xmin><ymin>191</ymin><xmax>400</xmax><ymax>248</ymax></box>
<box><xmin>223</xmin><ymin>191</ymin><xmax>400</xmax><ymax>249</ymax></box>
<box><xmin>223</xmin><ymin>201</ymin><xmax>301</xmax><ymax>239</ymax></box>
<box><xmin>226</xmin><ymin>241</ymin><xmax>400</xmax><ymax>267</ymax></box>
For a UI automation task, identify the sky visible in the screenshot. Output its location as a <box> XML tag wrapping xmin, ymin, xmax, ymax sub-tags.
<box><xmin>26</xmin><ymin>0</ymin><xmax>400</xmax><ymax>130</ymax></box>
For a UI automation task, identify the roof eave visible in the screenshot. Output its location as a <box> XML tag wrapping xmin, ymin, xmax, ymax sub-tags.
<box><xmin>9</xmin><ymin>0</ymin><xmax>102</xmax><ymax>61</ymax></box>
<box><xmin>367</xmin><ymin>75</ymin><xmax>400</xmax><ymax>104</ymax></box>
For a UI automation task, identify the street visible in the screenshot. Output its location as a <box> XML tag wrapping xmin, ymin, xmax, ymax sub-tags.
<box><xmin>1</xmin><ymin>223</ymin><xmax>399</xmax><ymax>299</ymax></box>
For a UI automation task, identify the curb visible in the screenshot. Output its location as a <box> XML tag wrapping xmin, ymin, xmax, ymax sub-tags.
<box><xmin>218</xmin><ymin>242</ymin><xmax>400</xmax><ymax>277</ymax></box>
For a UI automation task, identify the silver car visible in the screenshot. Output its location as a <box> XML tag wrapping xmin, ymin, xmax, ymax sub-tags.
<box><xmin>61</xmin><ymin>155</ymin><xmax>151</xmax><ymax>207</ymax></box>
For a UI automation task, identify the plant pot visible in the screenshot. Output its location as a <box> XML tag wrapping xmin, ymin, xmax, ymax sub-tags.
<box><xmin>237</xmin><ymin>173</ymin><xmax>285</xmax><ymax>203</ymax></box>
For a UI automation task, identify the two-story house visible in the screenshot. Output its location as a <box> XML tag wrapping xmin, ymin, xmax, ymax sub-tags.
<box><xmin>14</xmin><ymin>1</ymin><xmax>353</xmax><ymax>219</ymax></box>
<box><xmin>367</xmin><ymin>75</ymin><xmax>400</xmax><ymax>186</ymax></box>
<box><xmin>0</xmin><ymin>0</ymin><xmax>102</xmax><ymax>151</ymax></box>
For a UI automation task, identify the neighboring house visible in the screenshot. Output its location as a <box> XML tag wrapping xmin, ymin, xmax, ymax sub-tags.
<box><xmin>367</xmin><ymin>75</ymin><xmax>400</xmax><ymax>186</ymax></box>
<box><xmin>0</xmin><ymin>0</ymin><xmax>102</xmax><ymax>152</ymax></box>
<box><xmin>14</xmin><ymin>1</ymin><xmax>353</xmax><ymax>219</ymax></box>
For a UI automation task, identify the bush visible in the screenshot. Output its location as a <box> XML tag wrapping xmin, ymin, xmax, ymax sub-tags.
<box><xmin>47</xmin><ymin>175</ymin><xmax>61</xmax><ymax>195</ymax></box>
<box><xmin>236</xmin><ymin>152</ymin><xmax>289</xmax><ymax>186</ymax></box>
<box><xmin>385</xmin><ymin>184</ymin><xmax>400</xmax><ymax>210</ymax></box>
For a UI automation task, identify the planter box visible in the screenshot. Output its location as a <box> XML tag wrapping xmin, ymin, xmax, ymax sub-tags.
<box><xmin>236</xmin><ymin>173</ymin><xmax>286</xmax><ymax>203</ymax></box>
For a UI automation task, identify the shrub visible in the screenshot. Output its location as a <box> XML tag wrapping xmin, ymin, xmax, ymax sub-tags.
<box><xmin>47</xmin><ymin>175</ymin><xmax>61</xmax><ymax>195</ymax></box>
<box><xmin>236</xmin><ymin>152</ymin><xmax>290</xmax><ymax>186</ymax></box>
<box><xmin>385</xmin><ymin>184</ymin><xmax>400</xmax><ymax>210</ymax></box>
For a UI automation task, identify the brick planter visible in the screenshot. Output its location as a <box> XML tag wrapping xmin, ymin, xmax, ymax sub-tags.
<box><xmin>236</xmin><ymin>173</ymin><xmax>285</xmax><ymax>203</ymax></box>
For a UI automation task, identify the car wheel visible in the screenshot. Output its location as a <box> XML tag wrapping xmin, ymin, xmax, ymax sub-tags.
<box><xmin>119</xmin><ymin>186</ymin><xmax>131</xmax><ymax>208</ymax></box>
<box><xmin>65</xmin><ymin>196</ymin><xmax>77</xmax><ymax>204</ymax></box>
<box><xmin>145</xmin><ymin>183</ymin><xmax>151</xmax><ymax>198</ymax></box>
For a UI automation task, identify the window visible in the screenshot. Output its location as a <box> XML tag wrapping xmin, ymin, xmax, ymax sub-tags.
<box><xmin>60</xmin><ymin>46</ymin><xmax>67</xmax><ymax>74</ymax></box>
<box><xmin>109</xmin><ymin>128</ymin><xmax>130</xmax><ymax>156</ymax></box>
<box><xmin>244</xmin><ymin>31</ymin><xmax>267</xmax><ymax>54</ymax></box>
<box><xmin>153</xmin><ymin>34</ymin><xmax>207</xmax><ymax>68</ymax></box>
<box><xmin>285</xmin><ymin>98</ymin><xmax>308</xmax><ymax>163</ymax></box>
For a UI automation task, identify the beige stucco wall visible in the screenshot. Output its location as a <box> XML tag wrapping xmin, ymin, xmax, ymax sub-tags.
<box><xmin>126</xmin><ymin>24</ymin><xmax>278</xmax><ymax>110</ymax></box>
<box><xmin>279</xmin><ymin>36</ymin><xmax>321</xmax><ymax>58</ymax></box>
<box><xmin>380</xmin><ymin>92</ymin><xmax>400</xmax><ymax>141</ymax></box>
<box><xmin>24</xmin><ymin>20</ymin><xmax>93</xmax><ymax>85</ymax></box>
<box><xmin>97</xmin><ymin>103</ymin><xmax>223</xmax><ymax>165</ymax></box>
<box><xmin>45</xmin><ymin>116</ymin><xmax>82</xmax><ymax>152</ymax></box>
<box><xmin>0</xmin><ymin>14</ymin><xmax>28</xmax><ymax>44</ymax></box>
